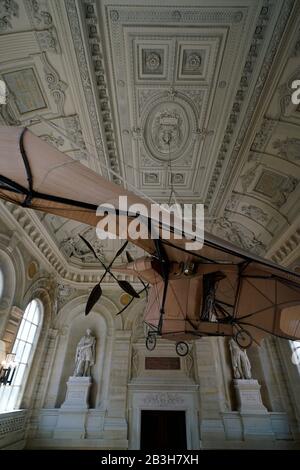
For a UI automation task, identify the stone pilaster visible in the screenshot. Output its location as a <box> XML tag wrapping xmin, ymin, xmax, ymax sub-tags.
<box><xmin>194</xmin><ymin>338</ymin><xmax>226</xmax><ymax>442</ymax></box>
<box><xmin>105</xmin><ymin>330</ymin><xmax>131</xmax><ymax>440</ymax></box>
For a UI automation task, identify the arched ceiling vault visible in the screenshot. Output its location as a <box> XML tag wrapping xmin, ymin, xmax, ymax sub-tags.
<box><xmin>0</xmin><ymin>0</ymin><xmax>300</xmax><ymax>273</ymax></box>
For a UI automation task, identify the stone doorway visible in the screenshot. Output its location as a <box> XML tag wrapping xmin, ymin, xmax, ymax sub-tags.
<box><xmin>140</xmin><ymin>410</ymin><xmax>187</xmax><ymax>450</ymax></box>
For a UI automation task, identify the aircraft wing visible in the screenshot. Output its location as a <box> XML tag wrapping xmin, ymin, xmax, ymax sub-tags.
<box><xmin>0</xmin><ymin>126</ymin><xmax>155</xmax><ymax>253</ymax></box>
<box><xmin>1</xmin><ymin>126</ymin><xmax>300</xmax><ymax>343</ymax></box>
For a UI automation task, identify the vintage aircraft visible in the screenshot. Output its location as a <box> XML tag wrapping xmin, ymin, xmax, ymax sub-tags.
<box><xmin>1</xmin><ymin>126</ymin><xmax>300</xmax><ymax>356</ymax></box>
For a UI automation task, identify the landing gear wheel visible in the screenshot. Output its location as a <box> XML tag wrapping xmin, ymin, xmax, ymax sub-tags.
<box><xmin>235</xmin><ymin>329</ymin><xmax>253</xmax><ymax>349</ymax></box>
<box><xmin>146</xmin><ymin>334</ymin><xmax>156</xmax><ymax>351</ymax></box>
<box><xmin>176</xmin><ymin>341</ymin><xmax>189</xmax><ymax>357</ymax></box>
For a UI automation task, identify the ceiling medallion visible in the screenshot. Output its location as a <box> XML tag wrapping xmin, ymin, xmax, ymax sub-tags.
<box><xmin>144</xmin><ymin>101</ymin><xmax>190</xmax><ymax>162</ymax></box>
<box><xmin>186</xmin><ymin>53</ymin><xmax>201</xmax><ymax>71</ymax></box>
<box><xmin>145</xmin><ymin>52</ymin><xmax>161</xmax><ymax>71</ymax></box>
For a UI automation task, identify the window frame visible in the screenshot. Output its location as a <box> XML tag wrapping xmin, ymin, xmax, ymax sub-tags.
<box><xmin>0</xmin><ymin>298</ymin><xmax>43</xmax><ymax>411</ymax></box>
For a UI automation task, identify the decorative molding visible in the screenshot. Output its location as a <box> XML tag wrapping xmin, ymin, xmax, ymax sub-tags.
<box><xmin>65</xmin><ymin>0</ymin><xmax>122</xmax><ymax>183</ymax></box>
<box><xmin>68</xmin><ymin>0</ymin><xmax>123</xmax><ymax>182</ymax></box>
<box><xmin>240</xmin><ymin>204</ymin><xmax>269</xmax><ymax>223</ymax></box>
<box><xmin>270</xmin><ymin>228</ymin><xmax>300</xmax><ymax>265</ymax></box>
<box><xmin>59</xmin><ymin>231</ymin><xmax>106</xmax><ymax>264</ymax></box>
<box><xmin>131</xmin><ymin>349</ymin><xmax>139</xmax><ymax>377</ymax></box>
<box><xmin>108</xmin><ymin>6</ymin><xmax>245</xmax><ymax>25</ymax></box>
<box><xmin>253</xmin><ymin>170</ymin><xmax>298</xmax><ymax>208</ymax></box>
<box><xmin>55</xmin><ymin>282</ymin><xmax>76</xmax><ymax>312</ymax></box>
<box><xmin>142</xmin><ymin>392</ymin><xmax>184</xmax><ymax>407</ymax></box>
<box><xmin>144</xmin><ymin>50</ymin><xmax>163</xmax><ymax>74</ymax></box>
<box><xmin>185</xmin><ymin>352</ymin><xmax>194</xmax><ymax>379</ymax></box>
<box><xmin>206</xmin><ymin>1</ymin><xmax>295</xmax><ymax>210</ymax></box>
<box><xmin>24</xmin><ymin>0</ymin><xmax>61</xmax><ymax>53</ymax></box>
<box><xmin>144</xmin><ymin>102</ymin><xmax>189</xmax><ymax>162</ymax></box>
<box><xmin>64</xmin><ymin>114</ymin><xmax>87</xmax><ymax>150</ymax></box>
<box><xmin>141</xmin><ymin>93</ymin><xmax>197</xmax><ymax>165</ymax></box>
<box><xmin>35</xmin><ymin>28</ymin><xmax>60</xmax><ymax>53</ymax></box>
<box><xmin>40</xmin><ymin>52</ymin><xmax>67</xmax><ymax>115</ymax></box>
<box><xmin>272</xmin><ymin>137</ymin><xmax>300</xmax><ymax>162</ymax></box>
<box><xmin>240</xmin><ymin>162</ymin><xmax>260</xmax><ymax>192</ymax></box>
<box><xmin>213</xmin><ymin>216</ymin><xmax>266</xmax><ymax>255</ymax></box>
<box><xmin>292</xmin><ymin>30</ymin><xmax>300</xmax><ymax>56</ymax></box>
<box><xmin>0</xmin><ymin>410</ymin><xmax>27</xmax><ymax>437</ymax></box>
<box><xmin>252</xmin><ymin>118</ymin><xmax>277</xmax><ymax>151</ymax></box>
<box><xmin>0</xmin><ymin>0</ymin><xmax>19</xmax><ymax>33</ymax></box>
<box><xmin>25</xmin><ymin>0</ymin><xmax>53</xmax><ymax>28</ymax></box>
<box><xmin>40</xmin><ymin>133</ymin><xmax>64</xmax><ymax>148</ymax></box>
<box><xmin>0</xmin><ymin>200</ymin><xmax>138</xmax><ymax>286</ymax></box>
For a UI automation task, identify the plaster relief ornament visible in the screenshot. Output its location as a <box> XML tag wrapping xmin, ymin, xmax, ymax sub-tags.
<box><xmin>145</xmin><ymin>52</ymin><xmax>161</xmax><ymax>71</ymax></box>
<box><xmin>0</xmin><ymin>0</ymin><xmax>19</xmax><ymax>32</ymax></box>
<box><xmin>229</xmin><ymin>337</ymin><xmax>252</xmax><ymax>379</ymax></box>
<box><xmin>273</xmin><ymin>137</ymin><xmax>300</xmax><ymax>162</ymax></box>
<box><xmin>74</xmin><ymin>328</ymin><xmax>96</xmax><ymax>377</ymax></box>
<box><xmin>186</xmin><ymin>52</ymin><xmax>201</xmax><ymax>71</ymax></box>
<box><xmin>145</xmin><ymin>103</ymin><xmax>189</xmax><ymax>162</ymax></box>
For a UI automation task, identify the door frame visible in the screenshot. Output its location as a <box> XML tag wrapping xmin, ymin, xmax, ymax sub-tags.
<box><xmin>128</xmin><ymin>387</ymin><xmax>200</xmax><ymax>450</ymax></box>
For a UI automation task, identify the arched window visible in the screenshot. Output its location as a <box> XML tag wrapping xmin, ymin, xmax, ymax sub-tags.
<box><xmin>0</xmin><ymin>299</ymin><xmax>43</xmax><ymax>411</ymax></box>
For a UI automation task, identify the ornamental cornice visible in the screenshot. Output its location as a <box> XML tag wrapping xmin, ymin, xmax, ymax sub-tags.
<box><xmin>65</xmin><ymin>0</ymin><xmax>122</xmax><ymax>184</ymax></box>
<box><xmin>0</xmin><ymin>201</ymin><xmax>137</xmax><ymax>287</ymax></box>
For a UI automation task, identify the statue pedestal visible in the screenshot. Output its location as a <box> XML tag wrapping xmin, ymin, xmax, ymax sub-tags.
<box><xmin>234</xmin><ymin>379</ymin><xmax>267</xmax><ymax>414</ymax></box>
<box><xmin>54</xmin><ymin>377</ymin><xmax>92</xmax><ymax>439</ymax></box>
<box><xmin>61</xmin><ymin>376</ymin><xmax>92</xmax><ymax>410</ymax></box>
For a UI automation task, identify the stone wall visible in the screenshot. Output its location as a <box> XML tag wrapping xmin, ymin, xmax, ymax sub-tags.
<box><xmin>0</xmin><ymin>213</ymin><xmax>300</xmax><ymax>449</ymax></box>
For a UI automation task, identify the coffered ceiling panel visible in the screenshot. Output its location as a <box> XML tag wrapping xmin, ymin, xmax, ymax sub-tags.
<box><xmin>97</xmin><ymin>0</ymin><xmax>265</xmax><ymax>202</ymax></box>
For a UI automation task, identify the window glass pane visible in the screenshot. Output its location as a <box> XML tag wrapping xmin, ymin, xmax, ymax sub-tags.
<box><xmin>16</xmin><ymin>318</ymin><xmax>26</xmax><ymax>340</ymax></box>
<box><xmin>14</xmin><ymin>340</ymin><xmax>25</xmax><ymax>362</ymax></box>
<box><xmin>32</xmin><ymin>306</ymin><xmax>40</xmax><ymax>325</ymax></box>
<box><xmin>0</xmin><ymin>386</ymin><xmax>11</xmax><ymax>411</ymax></box>
<box><xmin>12</xmin><ymin>338</ymin><xmax>19</xmax><ymax>354</ymax></box>
<box><xmin>21</xmin><ymin>342</ymin><xmax>32</xmax><ymax>364</ymax></box>
<box><xmin>25</xmin><ymin>300</ymin><xmax>37</xmax><ymax>322</ymax></box>
<box><xmin>19</xmin><ymin>319</ymin><xmax>31</xmax><ymax>342</ymax></box>
<box><xmin>6</xmin><ymin>387</ymin><xmax>20</xmax><ymax>410</ymax></box>
<box><xmin>13</xmin><ymin>364</ymin><xmax>26</xmax><ymax>386</ymax></box>
<box><xmin>0</xmin><ymin>298</ymin><xmax>43</xmax><ymax>411</ymax></box>
<box><xmin>27</xmin><ymin>323</ymin><xmax>37</xmax><ymax>345</ymax></box>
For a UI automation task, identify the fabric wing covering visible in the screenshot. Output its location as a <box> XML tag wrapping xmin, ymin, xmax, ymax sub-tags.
<box><xmin>1</xmin><ymin>126</ymin><xmax>300</xmax><ymax>344</ymax></box>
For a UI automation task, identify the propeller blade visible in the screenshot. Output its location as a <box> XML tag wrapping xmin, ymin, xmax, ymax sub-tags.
<box><xmin>116</xmin><ymin>297</ymin><xmax>135</xmax><ymax>316</ymax></box>
<box><xmin>114</xmin><ymin>240</ymin><xmax>129</xmax><ymax>261</ymax></box>
<box><xmin>85</xmin><ymin>283</ymin><xmax>102</xmax><ymax>315</ymax></box>
<box><xmin>126</xmin><ymin>251</ymin><xmax>134</xmax><ymax>263</ymax></box>
<box><xmin>79</xmin><ymin>234</ymin><xmax>108</xmax><ymax>268</ymax></box>
<box><xmin>79</xmin><ymin>234</ymin><xmax>98</xmax><ymax>260</ymax></box>
<box><xmin>116</xmin><ymin>284</ymin><xmax>149</xmax><ymax>315</ymax></box>
<box><xmin>117</xmin><ymin>280</ymin><xmax>140</xmax><ymax>298</ymax></box>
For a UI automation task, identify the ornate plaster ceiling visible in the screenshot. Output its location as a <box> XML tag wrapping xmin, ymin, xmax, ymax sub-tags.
<box><xmin>0</xmin><ymin>0</ymin><xmax>300</xmax><ymax>274</ymax></box>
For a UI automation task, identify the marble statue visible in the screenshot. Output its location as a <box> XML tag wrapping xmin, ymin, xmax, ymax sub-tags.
<box><xmin>229</xmin><ymin>338</ymin><xmax>252</xmax><ymax>380</ymax></box>
<box><xmin>73</xmin><ymin>328</ymin><xmax>96</xmax><ymax>377</ymax></box>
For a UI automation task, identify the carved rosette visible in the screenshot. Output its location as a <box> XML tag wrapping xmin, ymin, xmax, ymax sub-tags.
<box><xmin>145</xmin><ymin>52</ymin><xmax>161</xmax><ymax>71</ymax></box>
